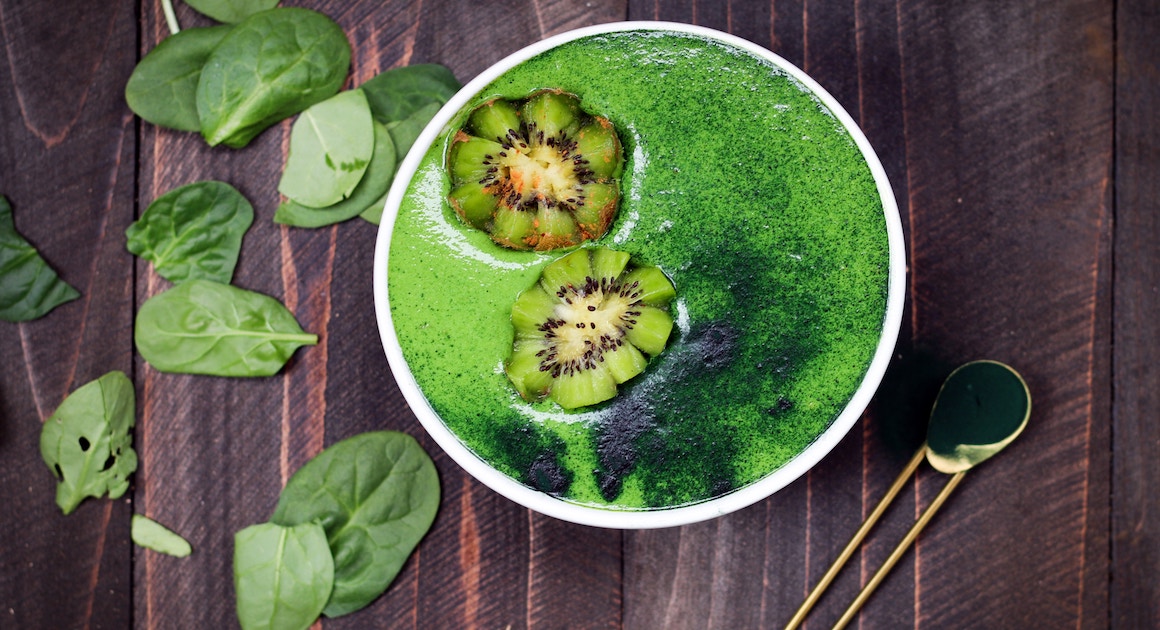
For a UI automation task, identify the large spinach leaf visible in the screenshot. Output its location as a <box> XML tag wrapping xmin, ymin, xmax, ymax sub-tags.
<box><xmin>234</xmin><ymin>521</ymin><xmax>334</xmax><ymax>630</ymax></box>
<box><xmin>135</xmin><ymin>279</ymin><xmax>317</xmax><ymax>377</ymax></box>
<box><xmin>126</xmin><ymin>181</ymin><xmax>253</xmax><ymax>284</ymax></box>
<box><xmin>132</xmin><ymin>514</ymin><xmax>192</xmax><ymax>557</ymax></box>
<box><xmin>0</xmin><ymin>195</ymin><xmax>79</xmax><ymax>322</ymax></box>
<box><xmin>39</xmin><ymin>371</ymin><xmax>137</xmax><ymax>515</ymax></box>
<box><xmin>197</xmin><ymin>8</ymin><xmax>351</xmax><ymax>148</ymax></box>
<box><xmin>278</xmin><ymin>89</ymin><xmax>374</xmax><ymax>209</ymax></box>
<box><xmin>271</xmin><ymin>431</ymin><xmax>439</xmax><ymax>617</ymax></box>
<box><xmin>125</xmin><ymin>26</ymin><xmax>232</xmax><ymax>132</ymax></box>
<box><xmin>275</xmin><ymin>119</ymin><xmax>395</xmax><ymax>228</ymax></box>
<box><xmin>359</xmin><ymin>64</ymin><xmax>460</xmax><ymax>124</ymax></box>
<box><xmin>186</xmin><ymin>0</ymin><xmax>278</xmax><ymax>24</ymax></box>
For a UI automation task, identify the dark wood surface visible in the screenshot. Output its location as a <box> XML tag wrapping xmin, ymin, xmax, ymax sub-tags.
<box><xmin>0</xmin><ymin>0</ymin><xmax>1152</xmax><ymax>628</ymax></box>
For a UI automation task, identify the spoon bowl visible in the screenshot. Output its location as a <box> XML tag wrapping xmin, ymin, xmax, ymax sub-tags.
<box><xmin>926</xmin><ymin>360</ymin><xmax>1032</xmax><ymax>473</ymax></box>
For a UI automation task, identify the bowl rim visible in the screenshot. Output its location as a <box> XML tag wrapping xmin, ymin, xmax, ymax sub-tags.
<box><xmin>373</xmin><ymin>20</ymin><xmax>906</xmax><ymax>529</ymax></box>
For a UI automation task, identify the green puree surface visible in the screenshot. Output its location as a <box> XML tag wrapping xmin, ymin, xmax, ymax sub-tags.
<box><xmin>388</xmin><ymin>31</ymin><xmax>890</xmax><ymax>510</ymax></box>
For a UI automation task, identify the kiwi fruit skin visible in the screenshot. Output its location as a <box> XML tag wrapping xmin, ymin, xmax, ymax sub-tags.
<box><xmin>505</xmin><ymin>247</ymin><xmax>676</xmax><ymax>410</ymax></box>
<box><xmin>447</xmin><ymin>90</ymin><xmax>624</xmax><ymax>251</ymax></box>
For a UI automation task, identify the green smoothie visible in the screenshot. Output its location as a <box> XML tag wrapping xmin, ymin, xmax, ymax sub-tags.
<box><xmin>387</xmin><ymin>30</ymin><xmax>890</xmax><ymax>510</ymax></box>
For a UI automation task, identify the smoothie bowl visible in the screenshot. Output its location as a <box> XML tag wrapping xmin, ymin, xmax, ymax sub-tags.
<box><xmin>373</xmin><ymin>22</ymin><xmax>905</xmax><ymax>528</ymax></box>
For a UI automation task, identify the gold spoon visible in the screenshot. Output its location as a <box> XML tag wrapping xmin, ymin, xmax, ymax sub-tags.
<box><xmin>785</xmin><ymin>360</ymin><xmax>1031</xmax><ymax>630</ymax></box>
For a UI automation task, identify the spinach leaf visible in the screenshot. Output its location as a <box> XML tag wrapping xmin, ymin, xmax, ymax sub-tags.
<box><xmin>0</xmin><ymin>195</ymin><xmax>80</xmax><ymax>322</ymax></box>
<box><xmin>125</xmin><ymin>26</ymin><xmax>232</xmax><ymax>132</ymax></box>
<box><xmin>387</xmin><ymin>101</ymin><xmax>443</xmax><ymax>165</ymax></box>
<box><xmin>275</xmin><ymin>119</ymin><xmax>395</xmax><ymax>228</ymax></box>
<box><xmin>278</xmin><ymin>89</ymin><xmax>374</xmax><ymax>209</ymax></box>
<box><xmin>359</xmin><ymin>64</ymin><xmax>460</xmax><ymax>124</ymax></box>
<box><xmin>186</xmin><ymin>0</ymin><xmax>278</xmax><ymax>24</ymax></box>
<box><xmin>358</xmin><ymin>99</ymin><xmax>445</xmax><ymax>226</ymax></box>
<box><xmin>135</xmin><ymin>279</ymin><xmax>317</xmax><ymax>377</ymax></box>
<box><xmin>132</xmin><ymin>514</ymin><xmax>193</xmax><ymax>557</ymax></box>
<box><xmin>126</xmin><ymin>181</ymin><xmax>253</xmax><ymax>284</ymax></box>
<box><xmin>234</xmin><ymin>521</ymin><xmax>334</xmax><ymax>630</ymax></box>
<box><xmin>356</xmin><ymin>190</ymin><xmax>389</xmax><ymax>226</ymax></box>
<box><xmin>197</xmin><ymin>8</ymin><xmax>351</xmax><ymax>148</ymax></box>
<box><xmin>271</xmin><ymin>431</ymin><xmax>439</xmax><ymax>617</ymax></box>
<box><xmin>38</xmin><ymin>371</ymin><xmax>137</xmax><ymax>515</ymax></box>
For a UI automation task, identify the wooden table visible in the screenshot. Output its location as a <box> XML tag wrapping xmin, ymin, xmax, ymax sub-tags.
<box><xmin>2</xmin><ymin>1</ymin><xmax>1155</xmax><ymax>628</ymax></box>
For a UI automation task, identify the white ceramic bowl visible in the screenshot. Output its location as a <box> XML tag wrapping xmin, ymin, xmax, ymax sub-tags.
<box><xmin>373</xmin><ymin>21</ymin><xmax>905</xmax><ymax>529</ymax></box>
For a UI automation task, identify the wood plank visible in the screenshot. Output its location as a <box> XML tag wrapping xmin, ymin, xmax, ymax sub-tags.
<box><xmin>411</xmin><ymin>0</ymin><xmax>627</xmax><ymax>81</ymax></box>
<box><xmin>626</xmin><ymin>500</ymin><xmax>800</xmax><ymax>629</ymax></box>
<box><xmin>132</xmin><ymin>7</ymin><xmax>288</xmax><ymax>629</ymax></box>
<box><xmin>526</xmin><ymin>514</ymin><xmax>623</xmax><ymax>629</ymax></box>
<box><xmin>0</xmin><ymin>0</ymin><xmax>138</xmax><ymax>628</ymax></box>
<box><xmin>1112</xmin><ymin>0</ymin><xmax>1160</xmax><ymax>627</ymax></box>
<box><xmin>894</xmin><ymin>0</ymin><xmax>1112</xmax><ymax>628</ymax></box>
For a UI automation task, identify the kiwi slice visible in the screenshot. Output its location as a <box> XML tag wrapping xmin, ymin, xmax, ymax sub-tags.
<box><xmin>447</xmin><ymin>90</ymin><xmax>624</xmax><ymax>251</ymax></box>
<box><xmin>505</xmin><ymin>247</ymin><xmax>676</xmax><ymax>409</ymax></box>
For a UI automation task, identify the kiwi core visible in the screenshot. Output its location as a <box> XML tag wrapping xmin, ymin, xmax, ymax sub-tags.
<box><xmin>540</xmin><ymin>277</ymin><xmax>640</xmax><ymax>377</ymax></box>
<box><xmin>489</xmin><ymin>140</ymin><xmax>582</xmax><ymax>210</ymax></box>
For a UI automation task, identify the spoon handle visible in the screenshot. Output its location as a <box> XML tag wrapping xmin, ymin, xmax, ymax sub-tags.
<box><xmin>831</xmin><ymin>470</ymin><xmax>967</xmax><ymax>630</ymax></box>
<box><xmin>784</xmin><ymin>447</ymin><xmax>926</xmax><ymax>630</ymax></box>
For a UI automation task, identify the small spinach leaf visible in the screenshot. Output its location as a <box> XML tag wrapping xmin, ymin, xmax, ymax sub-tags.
<box><xmin>356</xmin><ymin>190</ymin><xmax>389</xmax><ymax>226</ymax></box>
<box><xmin>359</xmin><ymin>64</ymin><xmax>460</xmax><ymax>124</ymax></box>
<box><xmin>234</xmin><ymin>521</ymin><xmax>334</xmax><ymax>630</ymax></box>
<box><xmin>387</xmin><ymin>101</ymin><xmax>444</xmax><ymax>166</ymax></box>
<box><xmin>135</xmin><ymin>279</ymin><xmax>317</xmax><ymax>377</ymax></box>
<box><xmin>278</xmin><ymin>89</ymin><xmax>374</xmax><ymax>209</ymax></box>
<box><xmin>125</xmin><ymin>26</ymin><xmax>232</xmax><ymax>132</ymax></box>
<box><xmin>271</xmin><ymin>431</ymin><xmax>439</xmax><ymax>617</ymax></box>
<box><xmin>132</xmin><ymin>514</ymin><xmax>193</xmax><ymax>557</ymax></box>
<box><xmin>126</xmin><ymin>181</ymin><xmax>253</xmax><ymax>284</ymax></box>
<box><xmin>197</xmin><ymin>8</ymin><xmax>351</xmax><ymax>148</ymax></box>
<box><xmin>38</xmin><ymin>371</ymin><xmax>137</xmax><ymax>515</ymax></box>
<box><xmin>0</xmin><ymin>195</ymin><xmax>80</xmax><ymax>322</ymax></box>
<box><xmin>275</xmin><ymin>119</ymin><xmax>395</xmax><ymax>228</ymax></box>
<box><xmin>358</xmin><ymin>99</ymin><xmax>446</xmax><ymax>226</ymax></box>
<box><xmin>186</xmin><ymin>0</ymin><xmax>278</xmax><ymax>24</ymax></box>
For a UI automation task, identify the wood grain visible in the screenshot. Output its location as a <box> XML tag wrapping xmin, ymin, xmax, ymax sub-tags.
<box><xmin>0</xmin><ymin>1</ymin><xmax>137</xmax><ymax>628</ymax></box>
<box><xmin>887</xmin><ymin>1</ymin><xmax>1112</xmax><ymax>628</ymax></box>
<box><xmin>1113</xmin><ymin>0</ymin><xmax>1160</xmax><ymax>627</ymax></box>
<box><xmin>132</xmin><ymin>4</ymin><xmax>292</xmax><ymax>622</ymax></box>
